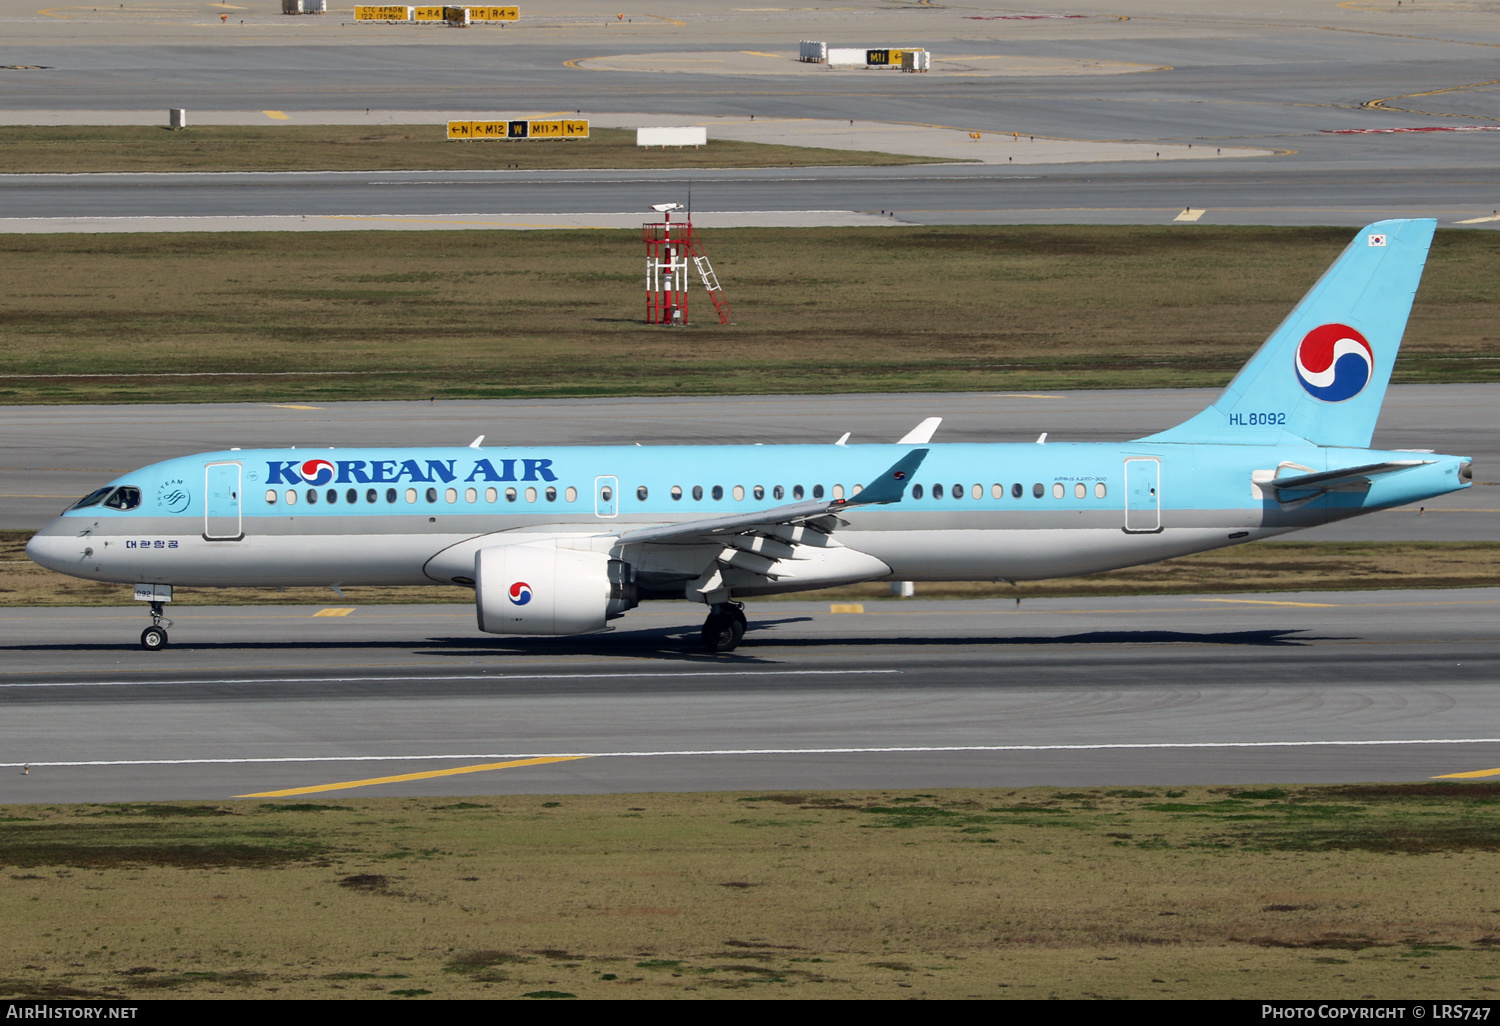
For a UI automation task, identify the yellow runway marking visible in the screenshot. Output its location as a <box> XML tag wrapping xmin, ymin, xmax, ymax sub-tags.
<box><xmin>238</xmin><ymin>756</ymin><xmax>590</xmax><ymax>797</ymax></box>
<box><xmin>313</xmin><ymin>608</ymin><xmax>354</xmax><ymax>617</ymax></box>
<box><xmin>1195</xmin><ymin>598</ymin><xmax>1338</xmax><ymax>608</ymax></box>
<box><xmin>1457</xmin><ymin>215</ymin><xmax>1500</xmax><ymax>225</ymax></box>
<box><xmin>1434</xmin><ymin>767</ymin><xmax>1500</xmax><ymax>779</ymax></box>
<box><xmin>829</xmin><ymin>603</ymin><xmax>864</xmax><ymax>613</ymax></box>
<box><xmin>262</xmin><ymin>110</ymin><xmax>289</xmax><ymax>120</ymax></box>
<box><xmin>740</xmin><ymin>50</ymin><xmax>783</xmax><ymax>58</ymax></box>
<box><xmin>267</xmin><ymin>403</ymin><xmax>322</xmax><ymax>410</ymax></box>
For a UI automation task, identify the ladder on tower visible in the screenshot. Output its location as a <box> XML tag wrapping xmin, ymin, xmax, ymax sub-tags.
<box><xmin>689</xmin><ymin>249</ymin><xmax>732</xmax><ymax>325</ymax></box>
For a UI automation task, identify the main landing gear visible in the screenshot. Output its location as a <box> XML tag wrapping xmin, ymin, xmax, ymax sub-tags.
<box><xmin>141</xmin><ymin>601</ymin><xmax>172</xmax><ymax>652</ymax></box>
<box><xmin>701</xmin><ymin>601</ymin><xmax>747</xmax><ymax>653</ymax></box>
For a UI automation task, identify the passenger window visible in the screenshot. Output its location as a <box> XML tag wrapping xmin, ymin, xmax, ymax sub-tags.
<box><xmin>832</xmin><ymin>484</ymin><xmax>845</xmax><ymax>500</ymax></box>
<box><xmin>285</xmin><ymin>490</ymin><xmax>297</xmax><ymax>505</ymax></box>
<box><xmin>933</xmin><ymin>483</ymin><xmax>944</xmax><ymax>499</ymax></box>
<box><xmin>671</xmin><ymin>485</ymin><xmax>683</xmax><ymax>501</ymax></box>
<box><xmin>812</xmin><ymin>484</ymin><xmax>824</xmax><ymax>500</ymax></box>
<box><xmin>486</xmin><ymin>487</ymin><xmax>497</xmax><ymax>503</ymax></box>
<box><xmin>953</xmin><ymin>484</ymin><xmax>962</xmax><ymax>501</ymax></box>
<box><xmin>637</xmin><ymin>485</ymin><xmax>648</xmax><ymax>501</ymax></box>
<box><xmin>525</xmin><ymin>487</ymin><xmax>537</xmax><ymax>503</ymax></box>
<box><xmin>693</xmin><ymin>485</ymin><xmax>704</xmax><ymax>501</ymax></box>
<box><xmin>1095</xmin><ymin>483</ymin><xmax>1107</xmax><ymax>498</ymax></box>
<box><xmin>326</xmin><ymin>488</ymin><xmax>338</xmax><ymax>505</ymax></box>
<box><xmin>1011</xmin><ymin>482</ymin><xmax>1023</xmax><ymax>499</ymax></box>
<box><xmin>565</xmin><ymin>486</ymin><xmax>577</xmax><ymax>502</ymax></box>
<box><xmin>505</xmin><ymin>487</ymin><xmax>517</xmax><ymax>502</ymax></box>
<box><xmin>912</xmin><ymin>483</ymin><xmax>923</xmax><ymax>499</ymax></box>
<box><xmin>425</xmin><ymin>487</ymin><xmax>438</xmax><ymax>503</ymax></box>
<box><xmin>366</xmin><ymin>488</ymin><xmax>377</xmax><ymax>503</ymax></box>
<box><xmin>346</xmin><ymin>488</ymin><xmax>357</xmax><ymax>504</ymax></box>
<box><xmin>773</xmin><ymin>485</ymin><xmax>784</xmax><ymax>500</ymax></box>
<box><xmin>1052</xmin><ymin>483</ymin><xmax>1064</xmax><ymax>499</ymax></box>
<box><xmin>104</xmin><ymin>487</ymin><xmax>141</xmax><ymax>511</ymax></box>
<box><xmin>792</xmin><ymin>485</ymin><xmax>804</xmax><ymax>500</ymax></box>
<box><xmin>1032</xmin><ymin>483</ymin><xmax>1044</xmax><ymax>498</ymax></box>
<box><xmin>852</xmin><ymin>484</ymin><xmax>862</xmax><ymax>496</ymax></box>
<box><xmin>465</xmin><ymin>487</ymin><xmax>477</xmax><ymax>503</ymax></box>
<box><xmin>753</xmin><ymin>485</ymin><xmax>764</xmax><ymax>501</ymax></box>
<box><xmin>386</xmin><ymin>488</ymin><xmax>398</xmax><ymax>504</ymax></box>
<box><xmin>405</xmin><ymin>488</ymin><xmax>418</xmax><ymax>503</ymax></box>
<box><xmin>1074</xmin><ymin>483</ymin><xmax>1086</xmax><ymax>499</ymax></box>
<box><xmin>601</xmin><ymin>485</ymin><xmax>613</xmax><ymax>502</ymax></box>
<box><xmin>545</xmin><ymin>486</ymin><xmax>557</xmax><ymax>502</ymax></box>
<box><xmin>306</xmin><ymin>489</ymin><xmax>318</xmax><ymax>504</ymax></box>
<box><xmin>971</xmin><ymin>484</ymin><xmax>981</xmax><ymax>500</ymax></box>
<box><xmin>69</xmin><ymin>487</ymin><xmax>113</xmax><ymax>510</ymax></box>
<box><xmin>733</xmin><ymin>485</ymin><xmax>745</xmax><ymax>501</ymax></box>
<box><xmin>442</xmin><ymin>487</ymin><xmax>455</xmax><ymax>503</ymax></box>
<box><xmin>991</xmin><ymin>484</ymin><xmax>1003</xmax><ymax>499</ymax></box>
<box><xmin>265</xmin><ymin>489</ymin><xmax>278</xmax><ymax>505</ymax></box>
<box><xmin>712</xmin><ymin>485</ymin><xmax>724</xmax><ymax>501</ymax></box>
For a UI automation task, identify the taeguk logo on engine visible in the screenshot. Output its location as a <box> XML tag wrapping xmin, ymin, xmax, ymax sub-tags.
<box><xmin>1294</xmin><ymin>323</ymin><xmax>1374</xmax><ymax>403</ymax></box>
<box><xmin>297</xmin><ymin>459</ymin><xmax>337</xmax><ymax>486</ymax></box>
<box><xmin>508</xmin><ymin>581</ymin><xmax>533</xmax><ymax>606</ymax></box>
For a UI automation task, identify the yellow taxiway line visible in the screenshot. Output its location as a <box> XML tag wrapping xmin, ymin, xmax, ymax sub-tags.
<box><xmin>238</xmin><ymin>755</ymin><xmax>590</xmax><ymax>798</ymax></box>
<box><xmin>1433</xmin><ymin>767</ymin><xmax>1500</xmax><ymax>779</ymax></box>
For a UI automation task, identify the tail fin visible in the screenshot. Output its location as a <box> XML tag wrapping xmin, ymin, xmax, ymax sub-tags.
<box><xmin>1143</xmin><ymin>218</ymin><xmax>1435</xmax><ymax>448</ymax></box>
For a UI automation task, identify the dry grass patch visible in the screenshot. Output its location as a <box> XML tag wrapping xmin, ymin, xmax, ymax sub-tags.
<box><xmin>3</xmin><ymin>786</ymin><xmax>1500</xmax><ymax>998</ymax></box>
<box><xmin>0</xmin><ymin>125</ymin><xmax>947</xmax><ymax>174</ymax></box>
<box><xmin>0</xmin><ymin>226</ymin><xmax>1496</xmax><ymax>404</ymax></box>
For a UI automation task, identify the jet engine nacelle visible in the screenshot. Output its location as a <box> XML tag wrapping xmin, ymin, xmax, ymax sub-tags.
<box><xmin>475</xmin><ymin>543</ymin><xmax>637</xmax><ymax>635</ymax></box>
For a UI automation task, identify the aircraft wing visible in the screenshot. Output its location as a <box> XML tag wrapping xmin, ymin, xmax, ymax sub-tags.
<box><xmin>1260</xmin><ymin>459</ymin><xmax>1431</xmax><ymax>496</ymax></box>
<box><xmin>616</xmin><ymin>448</ymin><xmax>929</xmax><ymax>546</ymax></box>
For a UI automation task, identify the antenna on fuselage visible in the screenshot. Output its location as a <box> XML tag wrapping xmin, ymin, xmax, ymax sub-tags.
<box><xmin>1036</xmin><ymin>432</ymin><xmax>1048</xmax><ymax>444</ymax></box>
<box><xmin>469</xmin><ymin>435</ymin><xmax>485</xmax><ymax>449</ymax></box>
<box><xmin>834</xmin><ymin>432</ymin><xmax>851</xmax><ymax>446</ymax></box>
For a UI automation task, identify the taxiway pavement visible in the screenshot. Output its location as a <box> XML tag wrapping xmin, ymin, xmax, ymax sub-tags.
<box><xmin>2</xmin><ymin>590</ymin><xmax>1499</xmax><ymax>802</ymax></box>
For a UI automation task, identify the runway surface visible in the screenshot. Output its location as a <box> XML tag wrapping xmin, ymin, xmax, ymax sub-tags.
<box><xmin>2</xmin><ymin>385</ymin><xmax>1494</xmax><ymax>539</ymax></box>
<box><xmin>2</xmin><ymin>590</ymin><xmax>1499</xmax><ymax>802</ymax></box>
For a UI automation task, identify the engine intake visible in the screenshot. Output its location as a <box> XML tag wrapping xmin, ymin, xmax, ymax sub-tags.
<box><xmin>475</xmin><ymin>543</ymin><xmax>637</xmax><ymax>636</ymax></box>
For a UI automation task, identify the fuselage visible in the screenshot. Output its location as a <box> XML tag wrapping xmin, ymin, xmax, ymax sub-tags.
<box><xmin>26</xmin><ymin>440</ymin><xmax>1472</xmax><ymax>596</ymax></box>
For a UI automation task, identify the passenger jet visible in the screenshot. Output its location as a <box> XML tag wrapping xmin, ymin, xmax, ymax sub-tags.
<box><xmin>26</xmin><ymin>219</ymin><xmax>1471</xmax><ymax>651</ymax></box>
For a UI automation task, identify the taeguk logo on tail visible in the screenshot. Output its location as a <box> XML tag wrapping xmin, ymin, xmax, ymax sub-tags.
<box><xmin>1294</xmin><ymin>323</ymin><xmax>1374</xmax><ymax>403</ymax></box>
<box><xmin>508</xmin><ymin>581</ymin><xmax>533</xmax><ymax>606</ymax></box>
<box><xmin>298</xmin><ymin>459</ymin><xmax>337</xmax><ymax>486</ymax></box>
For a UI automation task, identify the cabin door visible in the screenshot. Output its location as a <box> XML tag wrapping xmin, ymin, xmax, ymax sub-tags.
<box><xmin>204</xmin><ymin>461</ymin><xmax>243</xmax><ymax>540</ymax></box>
<box><xmin>595</xmin><ymin>475</ymin><xmax>618</xmax><ymax>518</ymax></box>
<box><xmin>1123</xmin><ymin>458</ymin><xmax>1161</xmax><ymax>534</ymax></box>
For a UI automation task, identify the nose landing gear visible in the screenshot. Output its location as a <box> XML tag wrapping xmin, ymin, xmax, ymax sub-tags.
<box><xmin>141</xmin><ymin>601</ymin><xmax>173</xmax><ymax>651</ymax></box>
<box><xmin>701</xmin><ymin>601</ymin><xmax>747</xmax><ymax>652</ymax></box>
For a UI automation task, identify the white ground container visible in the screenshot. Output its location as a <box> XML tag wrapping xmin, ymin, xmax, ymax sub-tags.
<box><xmin>799</xmin><ymin>40</ymin><xmax>826</xmax><ymax>62</ymax></box>
<box><xmin>637</xmin><ymin>126</ymin><xmax>707</xmax><ymax>147</ymax></box>
<box><xmin>826</xmin><ymin>47</ymin><xmax>865</xmax><ymax>66</ymax></box>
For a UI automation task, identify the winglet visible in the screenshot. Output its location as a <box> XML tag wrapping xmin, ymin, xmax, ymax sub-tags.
<box><xmin>842</xmin><ymin>448</ymin><xmax>929</xmax><ymax>506</ymax></box>
<box><xmin>897</xmin><ymin>417</ymin><xmax>941</xmax><ymax>444</ymax></box>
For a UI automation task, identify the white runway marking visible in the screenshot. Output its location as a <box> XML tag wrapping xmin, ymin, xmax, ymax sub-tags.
<box><xmin>7</xmin><ymin>737</ymin><xmax>1500</xmax><ymax>770</ymax></box>
<box><xmin>0</xmin><ymin>668</ymin><xmax>900</xmax><ymax>689</ymax></box>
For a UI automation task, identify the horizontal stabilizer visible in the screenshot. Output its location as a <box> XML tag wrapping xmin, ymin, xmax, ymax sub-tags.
<box><xmin>1259</xmin><ymin>459</ymin><xmax>1429</xmax><ymax>496</ymax></box>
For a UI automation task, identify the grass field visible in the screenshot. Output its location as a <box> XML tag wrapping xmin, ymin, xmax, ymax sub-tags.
<box><xmin>3</xmin><ymin>785</ymin><xmax>1500</xmax><ymax>999</ymax></box>
<box><xmin>2</xmin><ymin>532</ymin><xmax>1496</xmax><ymax>606</ymax></box>
<box><xmin>0</xmin><ymin>125</ymin><xmax>948</xmax><ymax>174</ymax></box>
<box><xmin>0</xmin><ymin>226</ymin><xmax>1497</xmax><ymax>405</ymax></box>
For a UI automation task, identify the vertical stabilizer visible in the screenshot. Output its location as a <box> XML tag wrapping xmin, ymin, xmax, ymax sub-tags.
<box><xmin>1144</xmin><ymin>218</ymin><xmax>1435</xmax><ymax>448</ymax></box>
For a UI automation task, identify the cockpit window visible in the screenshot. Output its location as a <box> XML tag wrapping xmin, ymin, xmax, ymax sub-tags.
<box><xmin>69</xmin><ymin>487</ymin><xmax>114</xmax><ymax>510</ymax></box>
<box><xmin>103</xmin><ymin>487</ymin><xmax>142</xmax><ymax>511</ymax></box>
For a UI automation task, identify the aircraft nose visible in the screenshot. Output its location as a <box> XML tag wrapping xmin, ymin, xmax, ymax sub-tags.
<box><xmin>25</xmin><ymin>523</ymin><xmax>92</xmax><ymax>574</ymax></box>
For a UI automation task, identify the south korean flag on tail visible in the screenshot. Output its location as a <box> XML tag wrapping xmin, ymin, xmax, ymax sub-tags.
<box><xmin>1368</xmin><ymin>233</ymin><xmax>1388</xmax><ymax>247</ymax></box>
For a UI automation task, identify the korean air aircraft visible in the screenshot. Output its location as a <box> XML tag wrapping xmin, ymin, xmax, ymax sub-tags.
<box><xmin>27</xmin><ymin>218</ymin><xmax>1472</xmax><ymax>652</ymax></box>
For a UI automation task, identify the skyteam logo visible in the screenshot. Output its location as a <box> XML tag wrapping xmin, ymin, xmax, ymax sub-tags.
<box><xmin>1294</xmin><ymin>323</ymin><xmax>1374</xmax><ymax>403</ymax></box>
<box><xmin>508</xmin><ymin>581</ymin><xmax>533</xmax><ymax>606</ymax></box>
<box><xmin>297</xmin><ymin>459</ymin><xmax>337</xmax><ymax>486</ymax></box>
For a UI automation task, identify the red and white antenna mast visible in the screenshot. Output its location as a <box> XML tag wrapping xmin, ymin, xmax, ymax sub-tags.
<box><xmin>643</xmin><ymin>201</ymin><xmax>731</xmax><ymax>326</ymax></box>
